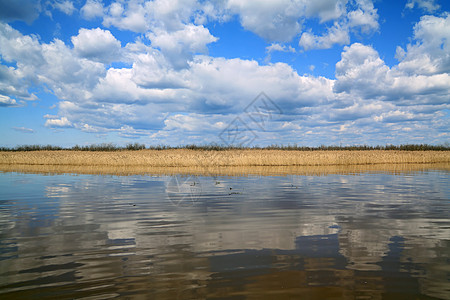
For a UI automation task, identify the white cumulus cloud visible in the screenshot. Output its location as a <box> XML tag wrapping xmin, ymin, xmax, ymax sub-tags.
<box><xmin>396</xmin><ymin>13</ymin><xmax>450</xmax><ymax>75</ymax></box>
<box><xmin>72</xmin><ymin>27</ymin><xmax>122</xmax><ymax>63</ymax></box>
<box><xmin>51</xmin><ymin>0</ymin><xmax>76</xmax><ymax>15</ymax></box>
<box><xmin>0</xmin><ymin>1</ymin><xmax>448</xmax><ymax>146</ymax></box>
<box><xmin>81</xmin><ymin>0</ymin><xmax>104</xmax><ymax>20</ymax></box>
<box><xmin>299</xmin><ymin>0</ymin><xmax>379</xmax><ymax>50</ymax></box>
<box><xmin>227</xmin><ymin>0</ymin><xmax>304</xmax><ymax>42</ymax></box>
<box><xmin>0</xmin><ymin>95</ymin><xmax>19</xmax><ymax>107</ymax></box>
<box><xmin>103</xmin><ymin>1</ymin><xmax>149</xmax><ymax>32</ymax></box>
<box><xmin>334</xmin><ymin>42</ymin><xmax>450</xmax><ymax>105</ymax></box>
<box><xmin>44</xmin><ymin>116</ymin><xmax>73</xmax><ymax>128</ymax></box>
<box><xmin>147</xmin><ymin>24</ymin><xmax>218</xmax><ymax>69</ymax></box>
<box><xmin>299</xmin><ymin>23</ymin><xmax>350</xmax><ymax>50</ymax></box>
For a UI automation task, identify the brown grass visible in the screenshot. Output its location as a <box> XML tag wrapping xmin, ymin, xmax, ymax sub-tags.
<box><xmin>1</xmin><ymin>150</ymin><xmax>449</xmax><ymax>176</ymax></box>
<box><xmin>1</xmin><ymin>149</ymin><xmax>449</xmax><ymax>167</ymax></box>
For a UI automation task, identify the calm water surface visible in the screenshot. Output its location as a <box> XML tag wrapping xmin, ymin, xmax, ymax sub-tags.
<box><xmin>0</xmin><ymin>170</ymin><xmax>449</xmax><ymax>299</ymax></box>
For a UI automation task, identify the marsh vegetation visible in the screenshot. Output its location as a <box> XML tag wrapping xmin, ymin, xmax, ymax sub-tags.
<box><xmin>1</xmin><ymin>149</ymin><xmax>449</xmax><ymax>168</ymax></box>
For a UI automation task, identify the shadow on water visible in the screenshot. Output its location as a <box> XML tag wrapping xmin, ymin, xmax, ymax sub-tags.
<box><xmin>0</xmin><ymin>167</ymin><xmax>449</xmax><ymax>299</ymax></box>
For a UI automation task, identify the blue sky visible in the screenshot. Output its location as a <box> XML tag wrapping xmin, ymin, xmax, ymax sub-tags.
<box><xmin>0</xmin><ymin>0</ymin><xmax>449</xmax><ymax>147</ymax></box>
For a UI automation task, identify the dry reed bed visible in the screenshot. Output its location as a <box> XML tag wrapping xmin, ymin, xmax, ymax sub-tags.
<box><xmin>1</xmin><ymin>150</ymin><xmax>449</xmax><ymax>168</ymax></box>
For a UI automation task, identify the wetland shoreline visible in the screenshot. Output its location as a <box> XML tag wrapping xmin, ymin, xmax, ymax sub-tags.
<box><xmin>1</xmin><ymin>150</ymin><xmax>449</xmax><ymax>176</ymax></box>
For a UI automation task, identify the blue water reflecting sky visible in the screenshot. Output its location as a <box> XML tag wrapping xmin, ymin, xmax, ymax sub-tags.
<box><xmin>0</xmin><ymin>170</ymin><xmax>449</xmax><ymax>299</ymax></box>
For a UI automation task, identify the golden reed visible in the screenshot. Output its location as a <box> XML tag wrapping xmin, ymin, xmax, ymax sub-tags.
<box><xmin>1</xmin><ymin>150</ymin><xmax>449</xmax><ymax>167</ymax></box>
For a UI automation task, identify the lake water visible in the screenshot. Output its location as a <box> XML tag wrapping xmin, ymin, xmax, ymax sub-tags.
<box><xmin>0</xmin><ymin>170</ymin><xmax>449</xmax><ymax>299</ymax></box>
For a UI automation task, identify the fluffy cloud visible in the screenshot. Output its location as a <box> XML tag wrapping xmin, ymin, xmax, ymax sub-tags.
<box><xmin>0</xmin><ymin>1</ymin><xmax>448</xmax><ymax>145</ymax></box>
<box><xmin>227</xmin><ymin>0</ymin><xmax>303</xmax><ymax>42</ymax></box>
<box><xmin>265</xmin><ymin>43</ymin><xmax>296</xmax><ymax>62</ymax></box>
<box><xmin>40</xmin><ymin>39</ymin><xmax>106</xmax><ymax>101</ymax></box>
<box><xmin>147</xmin><ymin>24</ymin><xmax>218</xmax><ymax>69</ymax></box>
<box><xmin>164</xmin><ymin>113</ymin><xmax>224</xmax><ymax>132</ymax></box>
<box><xmin>80</xmin><ymin>0</ymin><xmax>104</xmax><ymax>20</ymax></box>
<box><xmin>95</xmin><ymin>0</ymin><xmax>378</xmax><ymax>49</ymax></box>
<box><xmin>101</xmin><ymin>0</ymin><xmax>195</xmax><ymax>32</ymax></box>
<box><xmin>334</xmin><ymin>43</ymin><xmax>389</xmax><ymax>97</ymax></box>
<box><xmin>103</xmin><ymin>1</ymin><xmax>149</xmax><ymax>32</ymax></box>
<box><xmin>0</xmin><ymin>64</ymin><xmax>37</xmax><ymax>101</ymax></box>
<box><xmin>304</xmin><ymin>0</ymin><xmax>348</xmax><ymax>22</ymax></box>
<box><xmin>328</xmin><ymin>100</ymin><xmax>389</xmax><ymax>122</ymax></box>
<box><xmin>266</xmin><ymin>43</ymin><xmax>296</xmax><ymax>53</ymax></box>
<box><xmin>129</xmin><ymin>48</ymin><xmax>190</xmax><ymax>89</ymax></box>
<box><xmin>0</xmin><ymin>24</ymin><xmax>43</xmax><ymax>101</ymax></box>
<box><xmin>347</xmin><ymin>0</ymin><xmax>379</xmax><ymax>33</ymax></box>
<box><xmin>30</xmin><ymin>46</ymin><xmax>335</xmax><ymax>140</ymax></box>
<box><xmin>51</xmin><ymin>0</ymin><xmax>76</xmax><ymax>15</ymax></box>
<box><xmin>72</xmin><ymin>28</ymin><xmax>122</xmax><ymax>63</ymax></box>
<box><xmin>226</xmin><ymin>0</ymin><xmax>370</xmax><ymax>44</ymax></box>
<box><xmin>405</xmin><ymin>0</ymin><xmax>440</xmax><ymax>13</ymax></box>
<box><xmin>396</xmin><ymin>13</ymin><xmax>450</xmax><ymax>75</ymax></box>
<box><xmin>44</xmin><ymin>116</ymin><xmax>73</xmax><ymax>128</ymax></box>
<box><xmin>0</xmin><ymin>22</ymin><xmax>44</xmax><ymax>66</ymax></box>
<box><xmin>334</xmin><ymin>43</ymin><xmax>450</xmax><ymax>105</ymax></box>
<box><xmin>99</xmin><ymin>0</ymin><xmax>218</xmax><ymax>71</ymax></box>
<box><xmin>299</xmin><ymin>23</ymin><xmax>350</xmax><ymax>50</ymax></box>
<box><xmin>145</xmin><ymin>0</ymin><xmax>201</xmax><ymax>31</ymax></box>
<box><xmin>0</xmin><ymin>22</ymin><xmax>106</xmax><ymax>104</ymax></box>
<box><xmin>299</xmin><ymin>0</ymin><xmax>379</xmax><ymax>50</ymax></box>
<box><xmin>88</xmin><ymin>53</ymin><xmax>333</xmax><ymax>113</ymax></box>
<box><xmin>185</xmin><ymin>57</ymin><xmax>334</xmax><ymax>111</ymax></box>
<box><xmin>93</xmin><ymin>68</ymin><xmax>148</xmax><ymax>103</ymax></box>
<box><xmin>334</xmin><ymin>13</ymin><xmax>450</xmax><ymax>109</ymax></box>
<box><xmin>0</xmin><ymin>95</ymin><xmax>19</xmax><ymax>107</ymax></box>
<box><xmin>374</xmin><ymin>110</ymin><xmax>429</xmax><ymax>123</ymax></box>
